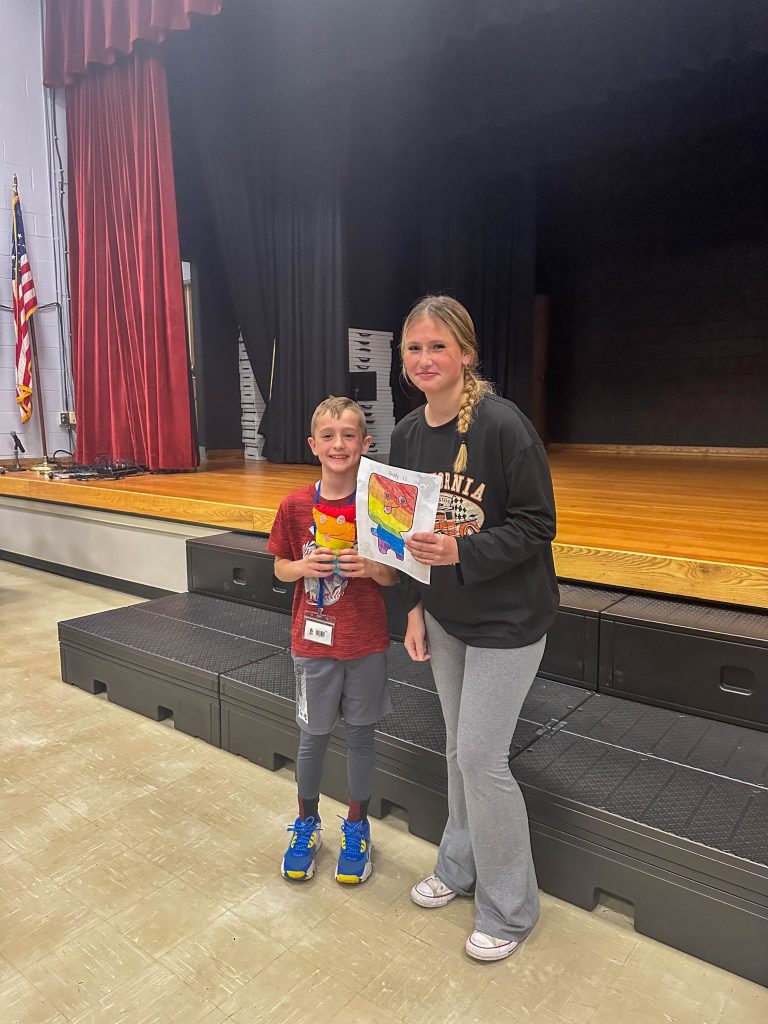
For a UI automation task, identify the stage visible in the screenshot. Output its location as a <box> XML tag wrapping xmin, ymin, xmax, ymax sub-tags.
<box><xmin>1</xmin><ymin>447</ymin><xmax>766</xmax><ymax>609</ymax></box>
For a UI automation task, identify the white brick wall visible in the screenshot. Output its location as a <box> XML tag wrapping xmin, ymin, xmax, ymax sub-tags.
<box><xmin>0</xmin><ymin>0</ymin><xmax>72</xmax><ymax>460</ymax></box>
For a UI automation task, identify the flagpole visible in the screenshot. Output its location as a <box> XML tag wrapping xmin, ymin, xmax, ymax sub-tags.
<box><xmin>13</xmin><ymin>174</ymin><xmax>50</xmax><ymax>471</ymax></box>
<box><xmin>28</xmin><ymin>316</ymin><xmax>51</xmax><ymax>468</ymax></box>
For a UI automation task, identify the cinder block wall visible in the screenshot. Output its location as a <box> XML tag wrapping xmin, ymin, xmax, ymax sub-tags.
<box><xmin>0</xmin><ymin>0</ymin><xmax>71</xmax><ymax>461</ymax></box>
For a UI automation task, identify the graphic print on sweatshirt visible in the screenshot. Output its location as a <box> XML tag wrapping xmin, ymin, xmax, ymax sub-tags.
<box><xmin>433</xmin><ymin>471</ymin><xmax>486</xmax><ymax>539</ymax></box>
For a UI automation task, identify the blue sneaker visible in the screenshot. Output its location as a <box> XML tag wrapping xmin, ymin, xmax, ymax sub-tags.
<box><xmin>335</xmin><ymin>816</ymin><xmax>373</xmax><ymax>884</ymax></box>
<box><xmin>281</xmin><ymin>816</ymin><xmax>322</xmax><ymax>881</ymax></box>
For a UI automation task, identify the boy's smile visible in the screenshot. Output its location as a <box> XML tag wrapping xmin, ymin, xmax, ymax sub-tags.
<box><xmin>308</xmin><ymin>410</ymin><xmax>371</xmax><ymax>491</ymax></box>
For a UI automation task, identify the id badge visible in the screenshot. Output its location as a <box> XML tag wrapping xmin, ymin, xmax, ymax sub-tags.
<box><xmin>303</xmin><ymin>611</ymin><xmax>336</xmax><ymax>647</ymax></box>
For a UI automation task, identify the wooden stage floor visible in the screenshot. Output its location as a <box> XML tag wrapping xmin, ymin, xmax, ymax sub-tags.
<box><xmin>2</xmin><ymin>448</ymin><xmax>766</xmax><ymax>609</ymax></box>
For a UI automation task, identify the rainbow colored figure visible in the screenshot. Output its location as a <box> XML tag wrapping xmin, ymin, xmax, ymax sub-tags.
<box><xmin>312</xmin><ymin>501</ymin><xmax>356</xmax><ymax>551</ymax></box>
<box><xmin>368</xmin><ymin>473</ymin><xmax>418</xmax><ymax>560</ymax></box>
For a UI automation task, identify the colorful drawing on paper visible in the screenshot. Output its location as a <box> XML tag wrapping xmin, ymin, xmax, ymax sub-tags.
<box><xmin>368</xmin><ymin>474</ymin><xmax>418</xmax><ymax>561</ymax></box>
<box><xmin>355</xmin><ymin>456</ymin><xmax>441</xmax><ymax>584</ymax></box>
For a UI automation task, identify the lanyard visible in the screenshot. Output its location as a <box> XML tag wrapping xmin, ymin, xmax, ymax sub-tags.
<box><xmin>312</xmin><ymin>480</ymin><xmax>325</xmax><ymax>612</ymax></box>
<box><xmin>312</xmin><ymin>482</ymin><xmax>355</xmax><ymax>613</ymax></box>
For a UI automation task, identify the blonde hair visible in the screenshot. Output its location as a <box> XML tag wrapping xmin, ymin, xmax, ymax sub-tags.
<box><xmin>400</xmin><ymin>295</ymin><xmax>493</xmax><ymax>472</ymax></box>
<box><xmin>310</xmin><ymin>395</ymin><xmax>368</xmax><ymax>437</ymax></box>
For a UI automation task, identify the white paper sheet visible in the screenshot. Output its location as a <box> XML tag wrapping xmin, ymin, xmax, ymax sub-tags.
<box><xmin>355</xmin><ymin>456</ymin><xmax>441</xmax><ymax>584</ymax></box>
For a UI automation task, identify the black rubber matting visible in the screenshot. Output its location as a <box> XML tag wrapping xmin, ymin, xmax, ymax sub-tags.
<box><xmin>563</xmin><ymin>693</ymin><xmax>768</xmax><ymax>788</ymax></box>
<box><xmin>60</xmin><ymin>606</ymin><xmax>278</xmax><ymax>677</ymax></box>
<box><xmin>223</xmin><ymin>651</ymin><xmax>295</xmax><ymax>700</ymax></box>
<box><xmin>223</xmin><ymin>653</ymin><xmax>581</xmax><ymax>759</ymax></box>
<box><xmin>385</xmin><ymin>644</ymin><xmax>436</xmax><ymax>691</ymax></box>
<box><xmin>558</xmin><ymin>584</ymin><xmax>626</xmax><ymax>613</ymax></box>
<box><xmin>604</xmin><ymin>594</ymin><xmax>768</xmax><ymax>643</ymax></box>
<box><xmin>137</xmin><ymin>593</ymin><xmax>291</xmax><ymax>649</ymax></box>
<box><xmin>384</xmin><ymin>646</ymin><xmax>593</xmax><ymax>730</ymax></box>
<box><xmin>514</xmin><ymin>730</ymin><xmax>768</xmax><ymax>866</ymax></box>
<box><xmin>519</xmin><ymin>677</ymin><xmax>592</xmax><ymax>727</ymax></box>
<box><xmin>379</xmin><ymin>684</ymin><xmax>446</xmax><ymax>752</ymax></box>
<box><xmin>223</xmin><ymin>654</ymin><xmax>448</xmax><ymax>750</ymax></box>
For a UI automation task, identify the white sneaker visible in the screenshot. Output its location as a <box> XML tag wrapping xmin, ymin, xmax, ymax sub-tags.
<box><xmin>465</xmin><ymin>930</ymin><xmax>520</xmax><ymax>962</ymax></box>
<box><xmin>410</xmin><ymin>874</ymin><xmax>457</xmax><ymax>908</ymax></box>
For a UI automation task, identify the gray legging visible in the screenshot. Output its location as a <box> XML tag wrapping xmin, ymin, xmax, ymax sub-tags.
<box><xmin>425</xmin><ymin>610</ymin><xmax>546</xmax><ymax>943</ymax></box>
<box><xmin>296</xmin><ymin>722</ymin><xmax>376</xmax><ymax>802</ymax></box>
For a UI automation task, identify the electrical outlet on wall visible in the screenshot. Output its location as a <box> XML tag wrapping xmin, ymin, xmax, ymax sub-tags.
<box><xmin>58</xmin><ymin>411</ymin><xmax>76</xmax><ymax>426</ymax></box>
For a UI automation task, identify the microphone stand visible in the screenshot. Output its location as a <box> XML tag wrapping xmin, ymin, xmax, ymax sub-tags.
<box><xmin>9</xmin><ymin>431</ymin><xmax>25</xmax><ymax>471</ymax></box>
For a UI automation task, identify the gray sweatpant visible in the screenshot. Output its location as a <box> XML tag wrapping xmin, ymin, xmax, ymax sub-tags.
<box><xmin>425</xmin><ymin>611</ymin><xmax>546</xmax><ymax>943</ymax></box>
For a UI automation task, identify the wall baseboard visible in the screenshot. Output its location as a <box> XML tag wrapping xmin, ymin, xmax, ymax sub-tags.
<box><xmin>0</xmin><ymin>550</ymin><xmax>174</xmax><ymax>600</ymax></box>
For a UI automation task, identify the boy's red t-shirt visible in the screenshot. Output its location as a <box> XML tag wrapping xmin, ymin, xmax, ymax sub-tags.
<box><xmin>267</xmin><ymin>484</ymin><xmax>389</xmax><ymax>660</ymax></box>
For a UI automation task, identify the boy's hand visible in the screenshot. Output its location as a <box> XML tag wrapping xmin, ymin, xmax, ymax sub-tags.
<box><xmin>302</xmin><ymin>546</ymin><xmax>337</xmax><ymax>578</ymax></box>
<box><xmin>336</xmin><ymin>549</ymin><xmax>374</xmax><ymax>578</ymax></box>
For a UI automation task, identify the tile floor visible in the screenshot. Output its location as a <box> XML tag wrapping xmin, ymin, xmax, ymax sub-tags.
<box><xmin>1</xmin><ymin>561</ymin><xmax>765</xmax><ymax>1023</ymax></box>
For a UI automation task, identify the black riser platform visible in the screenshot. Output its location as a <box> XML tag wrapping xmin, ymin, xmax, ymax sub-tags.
<box><xmin>187</xmin><ymin>532</ymin><xmax>411</xmax><ymax>638</ymax></box>
<box><xmin>600</xmin><ymin>595</ymin><xmax>768</xmax><ymax>730</ymax></box>
<box><xmin>539</xmin><ymin>609</ymin><xmax>600</xmax><ymax>689</ymax></box>
<box><xmin>57</xmin><ymin>596</ymin><xmax>286</xmax><ymax>748</ymax></box>
<box><xmin>601</xmin><ymin>621</ymin><xmax>768</xmax><ymax>729</ymax></box>
<box><xmin>60</xmin><ymin>640</ymin><xmax>222</xmax><ymax>746</ymax></box>
<box><xmin>186</xmin><ymin>535</ymin><xmax>616</xmax><ymax>684</ymax></box>
<box><xmin>187</xmin><ymin>537</ymin><xmax>294</xmax><ymax>614</ymax></box>
<box><xmin>188</xmin><ymin>534</ymin><xmax>768</xmax><ymax>727</ymax></box>
<box><xmin>57</xmin><ymin>590</ymin><xmax>768</xmax><ymax>986</ymax></box>
<box><xmin>217</xmin><ymin>681</ymin><xmax>768</xmax><ymax>986</ymax></box>
<box><xmin>221</xmin><ymin>696</ymin><xmax>450</xmax><ymax>847</ymax></box>
<box><xmin>528</xmin><ymin>817</ymin><xmax>768</xmax><ymax>988</ymax></box>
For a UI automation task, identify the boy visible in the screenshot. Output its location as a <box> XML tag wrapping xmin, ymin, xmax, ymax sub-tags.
<box><xmin>267</xmin><ymin>396</ymin><xmax>397</xmax><ymax>883</ymax></box>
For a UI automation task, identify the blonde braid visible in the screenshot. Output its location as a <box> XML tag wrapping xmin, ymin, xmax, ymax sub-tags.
<box><xmin>454</xmin><ymin>370</ymin><xmax>492</xmax><ymax>472</ymax></box>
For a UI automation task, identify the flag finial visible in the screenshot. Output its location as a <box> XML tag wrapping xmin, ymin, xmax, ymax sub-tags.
<box><xmin>12</xmin><ymin>174</ymin><xmax>18</xmax><ymax>195</ymax></box>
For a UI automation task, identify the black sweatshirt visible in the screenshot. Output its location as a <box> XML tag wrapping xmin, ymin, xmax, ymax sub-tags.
<box><xmin>389</xmin><ymin>394</ymin><xmax>560</xmax><ymax>648</ymax></box>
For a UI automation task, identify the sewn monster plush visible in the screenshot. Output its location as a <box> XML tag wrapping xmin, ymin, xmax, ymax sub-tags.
<box><xmin>312</xmin><ymin>501</ymin><xmax>356</xmax><ymax>551</ymax></box>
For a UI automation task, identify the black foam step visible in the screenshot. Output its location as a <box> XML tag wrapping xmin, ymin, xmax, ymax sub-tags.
<box><xmin>385</xmin><ymin>643</ymin><xmax>436</xmax><ymax>691</ymax></box>
<box><xmin>379</xmin><ymin>684</ymin><xmax>446</xmax><ymax>752</ymax></box>
<box><xmin>516</xmin><ymin>676</ymin><xmax>593</xmax><ymax>728</ymax></box>
<box><xmin>59</xmin><ymin>605</ymin><xmax>277</xmax><ymax>683</ymax></box>
<box><xmin>221</xmin><ymin>650</ymin><xmax>296</xmax><ymax>703</ymax></box>
<box><xmin>604</xmin><ymin>595</ymin><xmax>768</xmax><ymax>641</ymax></box>
<box><xmin>514</xmin><ymin>729</ymin><xmax>768</xmax><ymax>868</ymax></box>
<box><xmin>186</xmin><ymin>532</ymin><xmax>293</xmax><ymax>612</ymax></box>
<box><xmin>600</xmin><ymin>595</ymin><xmax>768</xmax><ymax>729</ymax></box>
<box><xmin>221</xmin><ymin>653</ymin><xmax>578</xmax><ymax>759</ymax></box>
<box><xmin>561</xmin><ymin>691</ymin><xmax>768</xmax><ymax>788</ymax></box>
<box><xmin>539</xmin><ymin>584</ymin><xmax>626</xmax><ymax>689</ymax></box>
<box><xmin>137</xmin><ymin>592</ymin><xmax>291</xmax><ymax>649</ymax></box>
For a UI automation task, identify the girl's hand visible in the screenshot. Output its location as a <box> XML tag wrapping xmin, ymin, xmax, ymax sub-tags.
<box><xmin>405</xmin><ymin>532</ymin><xmax>459</xmax><ymax>567</ymax></box>
<box><xmin>404</xmin><ymin>604</ymin><xmax>430</xmax><ymax>661</ymax></box>
<box><xmin>302</xmin><ymin>546</ymin><xmax>337</xmax><ymax>578</ymax></box>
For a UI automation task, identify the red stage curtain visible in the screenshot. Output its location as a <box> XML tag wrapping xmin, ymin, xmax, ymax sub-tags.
<box><xmin>44</xmin><ymin>0</ymin><xmax>221</xmax><ymax>87</ymax></box>
<box><xmin>67</xmin><ymin>46</ymin><xmax>197</xmax><ymax>469</ymax></box>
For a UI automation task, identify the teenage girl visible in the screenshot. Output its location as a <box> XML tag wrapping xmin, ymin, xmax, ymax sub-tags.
<box><xmin>389</xmin><ymin>295</ymin><xmax>559</xmax><ymax>962</ymax></box>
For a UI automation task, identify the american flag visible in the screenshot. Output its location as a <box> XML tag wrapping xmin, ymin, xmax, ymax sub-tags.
<box><xmin>12</xmin><ymin>188</ymin><xmax>38</xmax><ymax>423</ymax></box>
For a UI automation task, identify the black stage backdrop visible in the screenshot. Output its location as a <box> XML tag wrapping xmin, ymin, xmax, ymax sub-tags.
<box><xmin>167</xmin><ymin>0</ymin><xmax>768</xmax><ymax>459</ymax></box>
<box><xmin>167</xmin><ymin>9</ymin><xmax>348</xmax><ymax>462</ymax></box>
